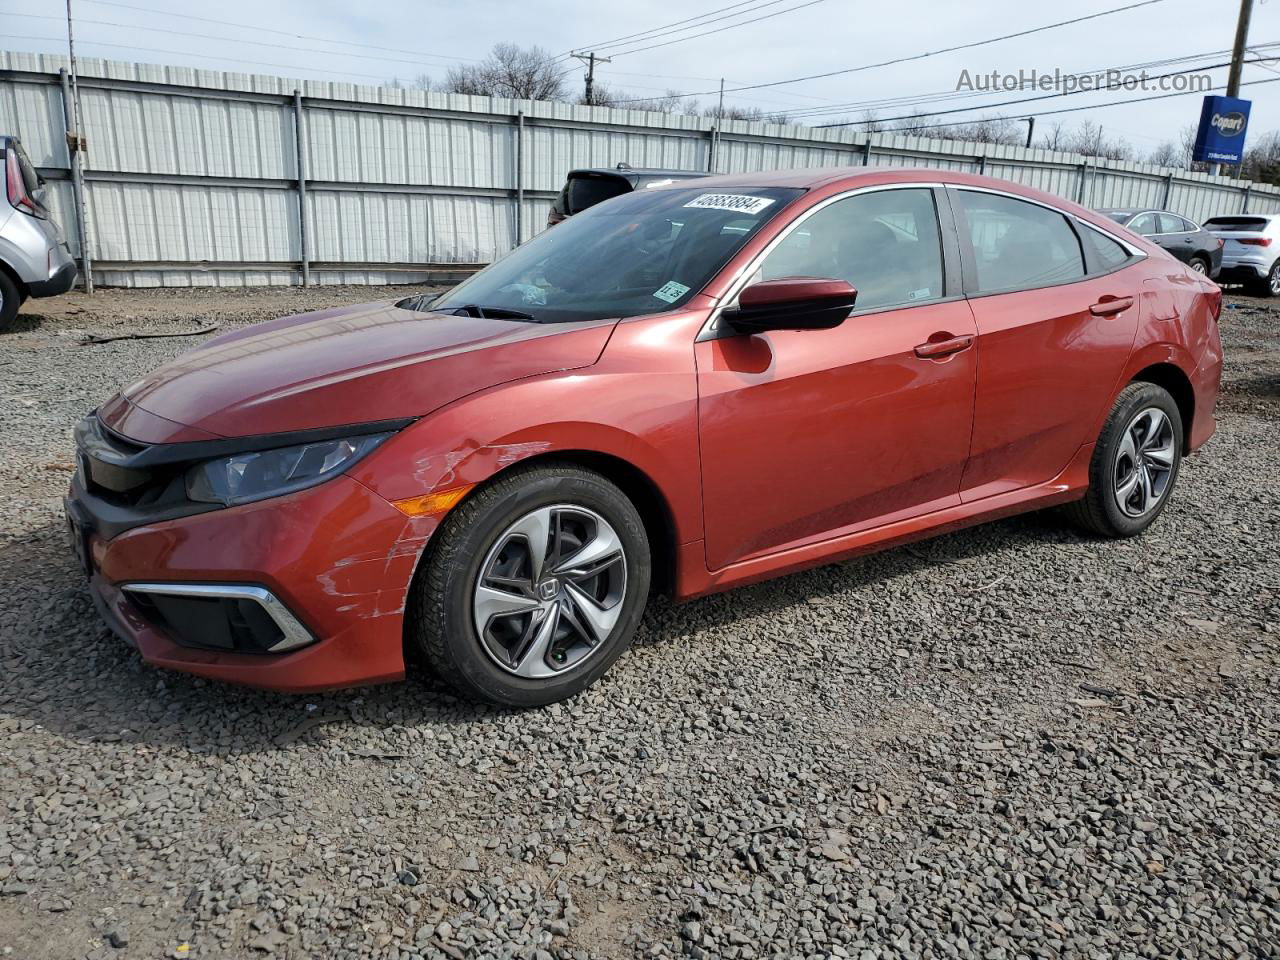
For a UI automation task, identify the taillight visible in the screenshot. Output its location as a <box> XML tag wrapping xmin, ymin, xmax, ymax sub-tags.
<box><xmin>1217</xmin><ymin>237</ymin><xmax>1224</xmax><ymax>248</ymax></box>
<box><xmin>4</xmin><ymin>150</ymin><xmax>45</xmax><ymax>219</ymax></box>
<box><xmin>1239</xmin><ymin>237</ymin><xmax>1272</xmax><ymax>246</ymax></box>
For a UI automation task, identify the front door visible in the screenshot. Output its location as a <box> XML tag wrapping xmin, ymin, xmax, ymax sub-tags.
<box><xmin>696</xmin><ymin>187</ymin><xmax>978</xmax><ymax>572</ymax></box>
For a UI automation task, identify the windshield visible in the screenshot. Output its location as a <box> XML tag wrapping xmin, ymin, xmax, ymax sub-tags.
<box><xmin>433</xmin><ymin>186</ymin><xmax>804</xmax><ymax>323</ymax></box>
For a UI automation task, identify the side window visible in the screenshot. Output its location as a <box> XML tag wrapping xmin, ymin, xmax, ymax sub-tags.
<box><xmin>1128</xmin><ymin>212</ymin><xmax>1159</xmax><ymax>235</ymax></box>
<box><xmin>956</xmin><ymin>191</ymin><xmax>1085</xmax><ymax>293</ymax></box>
<box><xmin>1079</xmin><ymin>224</ymin><xmax>1133</xmax><ymax>271</ymax></box>
<box><xmin>1158</xmin><ymin>213</ymin><xmax>1186</xmax><ymax>235</ymax></box>
<box><xmin>758</xmin><ymin>188</ymin><xmax>944</xmax><ymax>311</ymax></box>
<box><xmin>1180</xmin><ymin>216</ymin><xmax>1200</xmax><ymax>233</ymax></box>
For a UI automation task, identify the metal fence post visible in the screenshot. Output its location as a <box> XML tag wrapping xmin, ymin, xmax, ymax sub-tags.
<box><xmin>292</xmin><ymin>90</ymin><xmax>310</xmax><ymax>287</ymax></box>
<box><xmin>707</xmin><ymin>124</ymin><xmax>717</xmax><ymax>173</ymax></box>
<box><xmin>1242</xmin><ymin>182</ymin><xmax>1252</xmax><ymax>214</ymax></box>
<box><xmin>1076</xmin><ymin>161</ymin><xmax>1088</xmax><ymax>203</ymax></box>
<box><xmin>58</xmin><ymin>68</ymin><xmax>92</xmax><ymax>293</ymax></box>
<box><xmin>862</xmin><ymin>136</ymin><xmax>872</xmax><ymax>166</ymax></box>
<box><xmin>1162</xmin><ymin>172</ymin><xmax>1174</xmax><ymax>209</ymax></box>
<box><xmin>515</xmin><ymin>110</ymin><xmax>525</xmax><ymax>246</ymax></box>
<box><xmin>975</xmin><ymin>154</ymin><xmax>986</xmax><ymax>175</ymax></box>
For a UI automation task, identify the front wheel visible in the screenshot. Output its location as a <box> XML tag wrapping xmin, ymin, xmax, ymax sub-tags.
<box><xmin>1064</xmin><ymin>382</ymin><xmax>1183</xmax><ymax>538</ymax></box>
<box><xmin>0</xmin><ymin>271</ymin><xmax>20</xmax><ymax>331</ymax></box>
<box><xmin>407</xmin><ymin>463</ymin><xmax>651</xmax><ymax>707</ymax></box>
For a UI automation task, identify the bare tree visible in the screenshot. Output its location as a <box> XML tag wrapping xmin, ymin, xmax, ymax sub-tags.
<box><xmin>1038</xmin><ymin>121</ymin><xmax>1069</xmax><ymax>151</ymax></box>
<box><xmin>443</xmin><ymin>43</ymin><xmax>566</xmax><ymax>101</ymax></box>
<box><xmin>1242</xmin><ymin>130</ymin><xmax>1280</xmax><ymax>184</ymax></box>
<box><xmin>1148</xmin><ymin>141</ymin><xmax>1179</xmax><ymax>167</ymax></box>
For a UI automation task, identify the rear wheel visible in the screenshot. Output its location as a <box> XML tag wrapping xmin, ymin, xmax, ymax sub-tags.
<box><xmin>0</xmin><ymin>271</ymin><xmax>20</xmax><ymax>331</ymax></box>
<box><xmin>1250</xmin><ymin>260</ymin><xmax>1280</xmax><ymax>297</ymax></box>
<box><xmin>1188</xmin><ymin>255</ymin><xmax>1209</xmax><ymax>276</ymax></box>
<box><xmin>407</xmin><ymin>463</ymin><xmax>651</xmax><ymax>707</ymax></box>
<box><xmin>1065</xmin><ymin>382</ymin><xmax>1183</xmax><ymax>538</ymax></box>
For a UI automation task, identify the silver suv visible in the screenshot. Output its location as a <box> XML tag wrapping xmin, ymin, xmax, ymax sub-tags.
<box><xmin>1</xmin><ymin>135</ymin><xmax>77</xmax><ymax>327</ymax></box>
<box><xmin>1203</xmin><ymin>213</ymin><xmax>1280</xmax><ymax>297</ymax></box>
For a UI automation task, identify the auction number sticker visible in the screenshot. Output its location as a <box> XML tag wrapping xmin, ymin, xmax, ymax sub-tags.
<box><xmin>652</xmin><ymin>280</ymin><xmax>691</xmax><ymax>303</ymax></box>
<box><xmin>683</xmin><ymin>194</ymin><xmax>776</xmax><ymax>215</ymax></box>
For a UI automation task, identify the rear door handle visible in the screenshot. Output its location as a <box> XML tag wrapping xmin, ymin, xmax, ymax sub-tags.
<box><xmin>914</xmin><ymin>334</ymin><xmax>974</xmax><ymax>359</ymax></box>
<box><xmin>1089</xmin><ymin>296</ymin><xmax>1134</xmax><ymax>317</ymax></box>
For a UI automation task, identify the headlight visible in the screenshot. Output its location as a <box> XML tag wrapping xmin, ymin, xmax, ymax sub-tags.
<box><xmin>186</xmin><ymin>433</ymin><xmax>391</xmax><ymax>506</ymax></box>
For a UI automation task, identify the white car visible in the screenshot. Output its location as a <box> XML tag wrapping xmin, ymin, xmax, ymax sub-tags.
<box><xmin>1203</xmin><ymin>213</ymin><xmax>1280</xmax><ymax>296</ymax></box>
<box><xmin>0</xmin><ymin>135</ymin><xmax>77</xmax><ymax>328</ymax></box>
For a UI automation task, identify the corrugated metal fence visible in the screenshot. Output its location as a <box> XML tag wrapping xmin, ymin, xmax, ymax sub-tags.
<box><xmin>3</xmin><ymin>50</ymin><xmax>1279</xmax><ymax>288</ymax></box>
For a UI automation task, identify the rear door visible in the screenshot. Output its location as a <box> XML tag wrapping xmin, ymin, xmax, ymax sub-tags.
<box><xmin>1157</xmin><ymin>213</ymin><xmax>1196</xmax><ymax>263</ymax></box>
<box><xmin>952</xmin><ymin>189</ymin><xmax>1142</xmax><ymax>501</ymax></box>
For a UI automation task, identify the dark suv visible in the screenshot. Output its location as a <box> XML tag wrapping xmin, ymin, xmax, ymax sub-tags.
<box><xmin>546</xmin><ymin>164</ymin><xmax>710</xmax><ymax>227</ymax></box>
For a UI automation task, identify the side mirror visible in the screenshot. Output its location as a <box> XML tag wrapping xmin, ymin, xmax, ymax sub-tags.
<box><xmin>721</xmin><ymin>277</ymin><xmax>857</xmax><ymax>335</ymax></box>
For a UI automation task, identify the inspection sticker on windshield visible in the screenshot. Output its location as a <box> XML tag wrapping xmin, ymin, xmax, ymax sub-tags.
<box><xmin>683</xmin><ymin>193</ymin><xmax>776</xmax><ymax>215</ymax></box>
<box><xmin>652</xmin><ymin>280</ymin><xmax>691</xmax><ymax>303</ymax></box>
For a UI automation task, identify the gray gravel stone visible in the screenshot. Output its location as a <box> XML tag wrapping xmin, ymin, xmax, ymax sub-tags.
<box><xmin>0</xmin><ymin>286</ymin><xmax>1277</xmax><ymax>959</ymax></box>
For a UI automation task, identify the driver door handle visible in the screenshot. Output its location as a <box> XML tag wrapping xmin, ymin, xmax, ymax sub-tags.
<box><xmin>914</xmin><ymin>334</ymin><xmax>974</xmax><ymax>360</ymax></box>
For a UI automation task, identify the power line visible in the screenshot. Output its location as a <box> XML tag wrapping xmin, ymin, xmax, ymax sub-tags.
<box><xmin>601</xmin><ymin>0</ymin><xmax>828</xmax><ymax>58</ymax></box>
<box><xmin>1</xmin><ymin>10</ymin><xmax>480</xmax><ymax>68</ymax></box>
<box><xmin>73</xmin><ymin>0</ymin><xmax>483</xmax><ymax>63</ymax></box>
<box><xmin>814</xmin><ymin>58</ymin><xmax>1271</xmax><ymax>128</ymax></box>
<box><xmin>611</xmin><ymin>0</ymin><xmax>1175</xmax><ymax>102</ymax></box>
<box><xmin>867</xmin><ymin>72</ymin><xmax>1280</xmax><ymax>135</ymax></box>
<box><xmin>564</xmin><ymin>0</ymin><xmax>787</xmax><ymax>56</ymax></box>
<box><xmin>5</xmin><ymin>33</ymin><xmax>398</xmax><ymax>82</ymax></box>
<box><xmin>775</xmin><ymin>43</ymin><xmax>1280</xmax><ymax>120</ymax></box>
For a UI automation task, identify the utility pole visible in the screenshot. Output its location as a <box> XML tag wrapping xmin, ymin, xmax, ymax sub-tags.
<box><xmin>1226</xmin><ymin>0</ymin><xmax>1254</xmax><ymax>97</ymax></box>
<box><xmin>571</xmin><ymin>52</ymin><xmax>612</xmax><ymax>105</ymax></box>
<box><xmin>716</xmin><ymin>78</ymin><xmax>725</xmax><ymax>120</ymax></box>
<box><xmin>64</xmin><ymin>0</ymin><xmax>92</xmax><ymax>292</ymax></box>
<box><xmin>1214</xmin><ymin>0</ymin><xmax>1253</xmax><ymax>175</ymax></box>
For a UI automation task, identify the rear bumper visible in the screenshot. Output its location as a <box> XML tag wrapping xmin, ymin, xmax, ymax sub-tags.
<box><xmin>27</xmin><ymin>258</ymin><xmax>77</xmax><ymax>297</ymax></box>
<box><xmin>70</xmin><ymin>473</ymin><xmax>436</xmax><ymax>692</ymax></box>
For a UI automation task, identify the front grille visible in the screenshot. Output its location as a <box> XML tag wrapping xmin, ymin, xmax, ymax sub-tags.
<box><xmin>76</xmin><ymin>418</ymin><xmax>186</xmax><ymax>508</ymax></box>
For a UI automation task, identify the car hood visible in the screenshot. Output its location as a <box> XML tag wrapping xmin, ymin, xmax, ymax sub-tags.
<box><xmin>99</xmin><ymin>300</ymin><xmax>617</xmax><ymax>441</ymax></box>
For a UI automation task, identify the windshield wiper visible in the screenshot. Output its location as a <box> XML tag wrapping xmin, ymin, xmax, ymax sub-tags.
<box><xmin>446</xmin><ymin>303</ymin><xmax>537</xmax><ymax>321</ymax></box>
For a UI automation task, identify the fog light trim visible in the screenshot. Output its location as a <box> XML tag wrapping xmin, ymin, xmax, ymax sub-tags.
<box><xmin>121</xmin><ymin>582</ymin><xmax>314</xmax><ymax>652</ymax></box>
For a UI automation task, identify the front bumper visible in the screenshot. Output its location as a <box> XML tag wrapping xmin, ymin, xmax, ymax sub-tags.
<box><xmin>69</xmin><ymin>471</ymin><xmax>435</xmax><ymax>692</ymax></box>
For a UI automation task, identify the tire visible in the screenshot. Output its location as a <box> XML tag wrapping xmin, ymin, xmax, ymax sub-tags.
<box><xmin>1064</xmin><ymin>382</ymin><xmax>1183</xmax><ymax>538</ymax></box>
<box><xmin>1188</xmin><ymin>255</ymin><xmax>1210</xmax><ymax>276</ymax></box>
<box><xmin>407</xmin><ymin>462</ymin><xmax>651</xmax><ymax>707</ymax></box>
<box><xmin>1250</xmin><ymin>259</ymin><xmax>1280</xmax><ymax>298</ymax></box>
<box><xmin>0</xmin><ymin>271</ymin><xmax>20</xmax><ymax>331</ymax></box>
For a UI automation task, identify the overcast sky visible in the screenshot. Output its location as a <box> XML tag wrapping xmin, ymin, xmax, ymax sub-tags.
<box><xmin>6</xmin><ymin>0</ymin><xmax>1279</xmax><ymax>156</ymax></box>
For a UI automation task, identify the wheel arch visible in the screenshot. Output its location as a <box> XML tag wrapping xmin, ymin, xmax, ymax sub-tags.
<box><xmin>1130</xmin><ymin>361</ymin><xmax>1195</xmax><ymax>452</ymax></box>
<box><xmin>411</xmin><ymin>447</ymin><xmax>681</xmax><ymax>600</ymax></box>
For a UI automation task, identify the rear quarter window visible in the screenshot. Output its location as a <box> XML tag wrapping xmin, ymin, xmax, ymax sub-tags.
<box><xmin>566</xmin><ymin>175</ymin><xmax>630</xmax><ymax>215</ymax></box>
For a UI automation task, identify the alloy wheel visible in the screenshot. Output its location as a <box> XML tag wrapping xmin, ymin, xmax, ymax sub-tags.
<box><xmin>1190</xmin><ymin>259</ymin><xmax>1207</xmax><ymax>275</ymax></box>
<box><xmin>1270</xmin><ymin>264</ymin><xmax>1280</xmax><ymax>295</ymax></box>
<box><xmin>472</xmin><ymin>504</ymin><xmax>627</xmax><ymax>679</ymax></box>
<box><xmin>1113</xmin><ymin>407</ymin><xmax>1176</xmax><ymax>518</ymax></box>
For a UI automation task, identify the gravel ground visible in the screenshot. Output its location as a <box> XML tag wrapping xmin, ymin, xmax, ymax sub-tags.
<box><xmin>0</xmin><ymin>285</ymin><xmax>1277</xmax><ymax>960</ymax></box>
